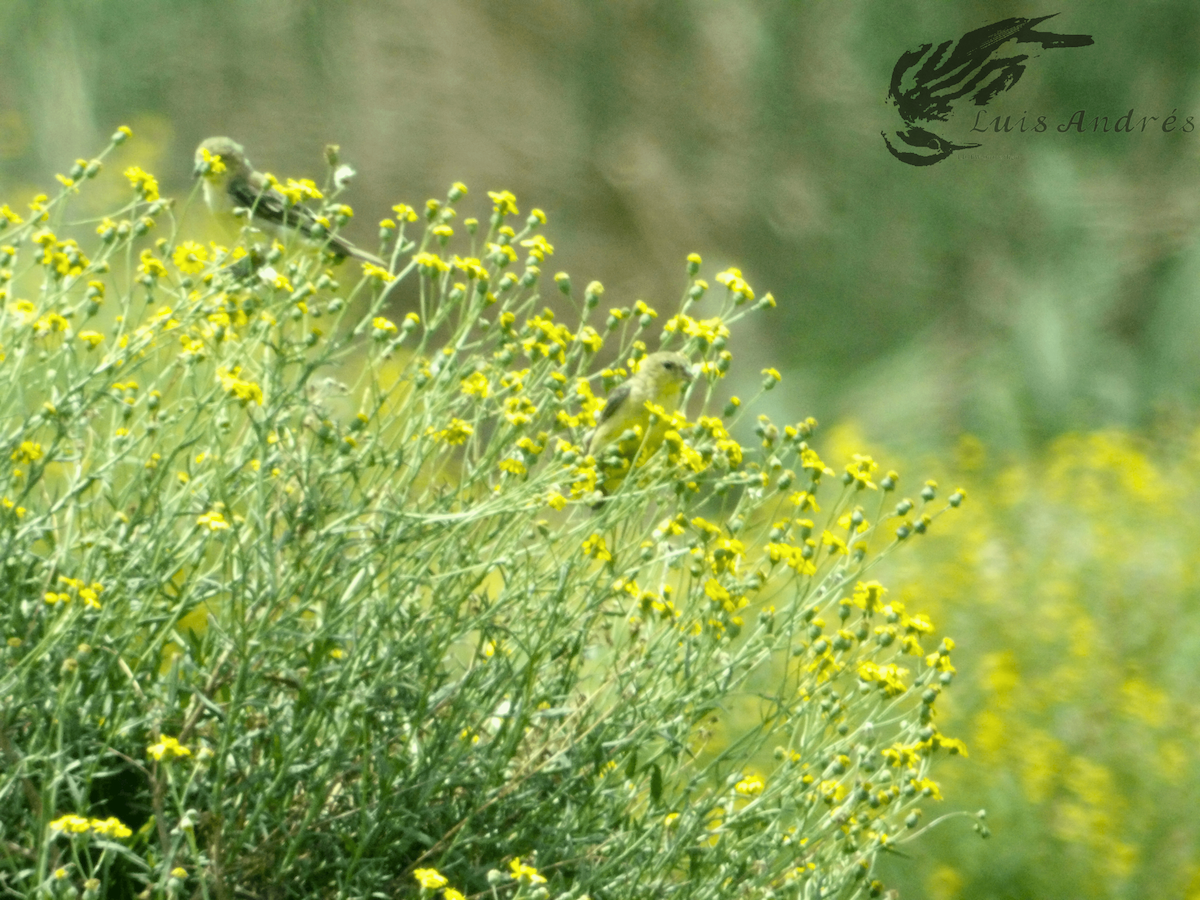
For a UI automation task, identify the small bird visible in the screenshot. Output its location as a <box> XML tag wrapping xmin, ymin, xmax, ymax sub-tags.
<box><xmin>587</xmin><ymin>351</ymin><xmax>694</xmax><ymax>496</ymax></box>
<box><xmin>193</xmin><ymin>136</ymin><xmax>386</xmax><ymax>266</ymax></box>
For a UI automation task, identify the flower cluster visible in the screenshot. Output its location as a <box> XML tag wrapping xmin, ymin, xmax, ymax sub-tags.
<box><xmin>49</xmin><ymin>815</ymin><xmax>132</xmax><ymax>840</ymax></box>
<box><xmin>0</xmin><ymin>130</ymin><xmax>972</xmax><ymax>900</ymax></box>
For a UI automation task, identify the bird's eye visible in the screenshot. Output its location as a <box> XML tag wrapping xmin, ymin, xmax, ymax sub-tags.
<box><xmin>663</xmin><ymin>361</ymin><xmax>676</xmax><ymax>370</ymax></box>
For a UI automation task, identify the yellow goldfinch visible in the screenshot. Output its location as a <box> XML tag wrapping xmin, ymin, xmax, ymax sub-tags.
<box><xmin>192</xmin><ymin>136</ymin><xmax>386</xmax><ymax>267</ymax></box>
<box><xmin>588</xmin><ymin>351</ymin><xmax>694</xmax><ymax>495</ymax></box>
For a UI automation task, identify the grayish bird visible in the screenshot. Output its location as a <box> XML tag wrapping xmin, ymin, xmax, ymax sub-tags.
<box><xmin>193</xmin><ymin>136</ymin><xmax>386</xmax><ymax>266</ymax></box>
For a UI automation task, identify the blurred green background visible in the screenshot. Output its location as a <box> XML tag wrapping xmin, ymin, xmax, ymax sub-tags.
<box><xmin>4</xmin><ymin>1</ymin><xmax>1199</xmax><ymax>897</ymax></box>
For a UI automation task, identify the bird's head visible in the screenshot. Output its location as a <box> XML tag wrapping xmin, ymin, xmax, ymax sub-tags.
<box><xmin>193</xmin><ymin>136</ymin><xmax>248</xmax><ymax>180</ymax></box>
<box><xmin>637</xmin><ymin>351</ymin><xmax>694</xmax><ymax>397</ymax></box>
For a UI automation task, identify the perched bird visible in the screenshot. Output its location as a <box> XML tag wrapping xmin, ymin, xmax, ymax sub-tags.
<box><xmin>587</xmin><ymin>351</ymin><xmax>694</xmax><ymax>496</ymax></box>
<box><xmin>193</xmin><ymin>136</ymin><xmax>386</xmax><ymax>266</ymax></box>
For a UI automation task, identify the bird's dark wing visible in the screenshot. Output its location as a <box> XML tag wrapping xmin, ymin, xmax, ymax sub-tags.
<box><xmin>596</xmin><ymin>383</ymin><xmax>631</xmax><ymax>426</ymax></box>
<box><xmin>228</xmin><ymin>174</ymin><xmax>303</xmax><ymax>229</ymax></box>
<box><xmin>228</xmin><ymin>173</ymin><xmax>368</xmax><ymax>261</ymax></box>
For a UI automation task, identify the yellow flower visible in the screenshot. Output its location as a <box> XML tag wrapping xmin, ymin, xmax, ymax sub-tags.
<box><xmin>488</xmin><ymin>242</ymin><xmax>518</xmax><ymax>266</ymax></box>
<box><xmin>413</xmin><ymin>868</ymin><xmax>448</xmax><ymax>890</ymax></box>
<box><xmin>822</xmin><ymin>531</ymin><xmax>848</xmax><ymax>555</ymax></box>
<box><xmin>217</xmin><ymin>366</ymin><xmax>263</xmax><ymax>405</ymax></box>
<box><xmin>461</xmin><ymin>372</ymin><xmax>491</xmax><ymax>398</ymax></box>
<box><xmin>517</xmin><ymin>436</ymin><xmax>544</xmax><ymax>456</ymax></box>
<box><xmin>28</xmin><ymin>194</ymin><xmax>49</xmax><ymax>221</ymax></box>
<box><xmin>172</xmin><ymin>241</ymin><xmax>208</xmax><ymax>274</ymax></box>
<box><xmin>905</xmin><ymin>613</ymin><xmax>934</xmax><ymax>635</ymax></box>
<box><xmin>33</xmin><ymin>312</ymin><xmax>69</xmax><ymax>337</ymax></box>
<box><xmin>509</xmin><ymin>858</ymin><xmax>547</xmax><ymax>885</ymax></box>
<box><xmin>488</xmin><ymin>190</ymin><xmax>519</xmax><ymax>216</ymax></box>
<box><xmin>577</xmin><ymin>326</ymin><xmax>603</xmax><ymax>352</ymax></box>
<box><xmin>852</xmin><ymin>581</ymin><xmax>887</xmax><ymax>613</ymax></box>
<box><xmin>764</xmin><ymin>541</ymin><xmax>810</xmax><ymax>576</ymax></box>
<box><xmin>413</xmin><ymin>252</ymin><xmax>449</xmax><ymax>274</ymax></box>
<box><xmin>372</xmin><ymin>316</ymin><xmax>398</xmax><ymax>335</ymax></box>
<box><xmin>123</xmin><ymin>165</ymin><xmax>160</xmax><ymax>201</ymax></box>
<box><xmin>937</xmin><ymin>735</ymin><xmax>969</xmax><ymax>756</ymax></box>
<box><xmin>198</xmin><ymin>146</ymin><xmax>226</xmax><ymax>174</ymax></box>
<box><xmin>521</xmin><ymin>312</ymin><xmax>573</xmax><ymax>363</ymax></box>
<box><xmin>11</xmin><ymin>441</ymin><xmax>43</xmax><ymax>464</ymax></box>
<box><xmin>49</xmin><ymin>814</ymin><xmax>91</xmax><ymax>834</ymax></box>
<box><xmin>857</xmin><ymin>660</ymin><xmax>909</xmax><ymax>697</ymax></box>
<box><xmin>7</xmin><ymin>298</ymin><xmax>35</xmax><ymax>324</ymax></box>
<box><xmin>582</xmin><ymin>534</ymin><xmax>612</xmax><ymax>562</ymax></box>
<box><xmin>520</xmin><ymin>234</ymin><xmax>554</xmax><ymax>261</ymax></box>
<box><xmin>634</xmin><ymin>299</ymin><xmax>658</xmax><ymax>319</ymax></box>
<box><xmin>430</xmin><ymin>418</ymin><xmax>474</xmax><ymax>445</ymax></box>
<box><xmin>845</xmin><ymin>454</ymin><xmax>878</xmax><ymax>489</ymax></box>
<box><xmin>78</xmin><ymin>585</ymin><xmax>102</xmax><ymax>610</ymax></box>
<box><xmin>266</xmin><ymin>269</ymin><xmax>293</xmax><ymax>292</ymax></box>
<box><xmin>77</xmin><ymin>330</ymin><xmax>104</xmax><ymax>348</ymax></box>
<box><xmin>147</xmin><ymin>736</ymin><xmax>192</xmax><ymax>761</ymax></box>
<box><xmin>499</xmin><ymin>458</ymin><xmax>527</xmax><ymax>476</ymax></box>
<box><xmin>735</xmin><ymin>774</ymin><xmax>765</xmax><ymax>796</ymax></box>
<box><xmin>909</xmin><ymin>777</ymin><xmax>943</xmax><ymax>800</ymax></box>
<box><xmin>704</xmin><ymin>578</ymin><xmax>731</xmax><ymax>606</ymax></box>
<box><xmin>362</xmin><ymin>262</ymin><xmax>394</xmax><ymax>282</ymax></box>
<box><xmin>715</xmin><ymin>266</ymin><xmax>754</xmax><ymax>301</ymax></box>
<box><xmin>503</xmin><ymin>396</ymin><xmax>536</xmax><ymax>426</ymax></box>
<box><xmin>138</xmin><ymin>248</ymin><xmax>168</xmax><ymax>279</ymax></box>
<box><xmin>198</xmin><ymin>510</ymin><xmax>230</xmax><ymax>532</ymax></box>
<box><xmin>91</xmin><ymin>817</ymin><xmax>133</xmax><ymax>838</ymax></box>
<box><xmin>452</xmin><ymin>255</ymin><xmax>488</xmax><ymax>281</ymax></box>
<box><xmin>276</xmin><ymin>177</ymin><xmax>323</xmax><ymax>205</ymax></box>
<box><xmin>800</xmin><ymin>447</ymin><xmax>833</xmax><ymax>475</ymax></box>
<box><xmin>662</xmin><ymin>313</ymin><xmax>730</xmax><ymax>346</ymax></box>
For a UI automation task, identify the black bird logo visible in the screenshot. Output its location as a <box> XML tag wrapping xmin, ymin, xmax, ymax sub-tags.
<box><xmin>883</xmin><ymin>14</ymin><xmax>1093</xmax><ymax>166</ymax></box>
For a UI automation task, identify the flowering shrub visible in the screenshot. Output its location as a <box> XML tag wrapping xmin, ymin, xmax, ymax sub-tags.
<box><xmin>0</xmin><ymin>128</ymin><xmax>976</xmax><ymax>899</ymax></box>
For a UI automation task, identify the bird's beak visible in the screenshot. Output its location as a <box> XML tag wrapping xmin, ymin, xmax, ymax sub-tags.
<box><xmin>683</xmin><ymin>365</ymin><xmax>695</xmax><ymax>383</ymax></box>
